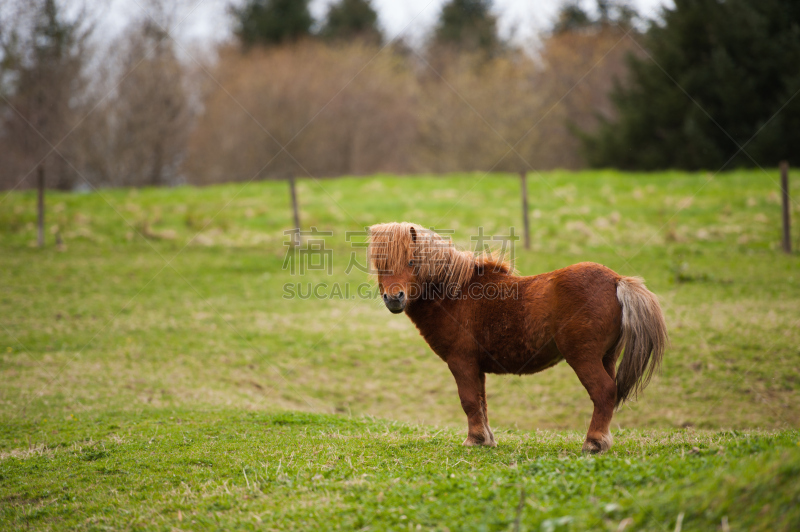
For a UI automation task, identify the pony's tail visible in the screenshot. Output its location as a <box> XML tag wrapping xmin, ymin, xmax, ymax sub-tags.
<box><xmin>612</xmin><ymin>276</ymin><xmax>668</xmax><ymax>408</ymax></box>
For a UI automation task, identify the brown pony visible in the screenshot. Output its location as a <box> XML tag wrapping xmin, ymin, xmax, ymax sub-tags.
<box><xmin>368</xmin><ymin>222</ymin><xmax>667</xmax><ymax>453</ymax></box>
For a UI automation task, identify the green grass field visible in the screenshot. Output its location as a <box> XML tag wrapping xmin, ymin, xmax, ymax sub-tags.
<box><xmin>1</xmin><ymin>170</ymin><xmax>799</xmax><ymax>530</ymax></box>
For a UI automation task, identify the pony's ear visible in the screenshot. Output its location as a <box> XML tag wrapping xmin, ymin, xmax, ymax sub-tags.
<box><xmin>409</xmin><ymin>226</ymin><xmax>417</xmax><ymax>243</ymax></box>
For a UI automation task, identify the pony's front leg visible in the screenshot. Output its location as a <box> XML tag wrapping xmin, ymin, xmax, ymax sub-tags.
<box><xmin>448</xmin><ymin>360</ymin><xmax>496</xmax><ymax>447</ymax></box>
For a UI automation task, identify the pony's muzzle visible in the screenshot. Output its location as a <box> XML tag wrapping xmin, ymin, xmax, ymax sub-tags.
<box><xmin>382</xmin><ymin>292</ymin><xmax>406</xmax><ymax>314</ymax></box>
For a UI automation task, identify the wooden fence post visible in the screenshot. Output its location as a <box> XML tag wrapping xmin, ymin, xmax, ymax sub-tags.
<box><xmin>520</xmin><ymin>170</ymin><xmax>530</xmax><ymax>250</ymax></box>
<box><xmin>781</xmin><ymin>161</ymin><xmax>791</xmax><ymax>253</ymax></box>
<box><xmin>37</xmin><ymin>165</ymin><xmax>45</xmax><ymax>248</ymax></box>
<box><xmin>289</xmin><ymin>175</ymin><xmax>301</xmax><ymax>247</ymax></box>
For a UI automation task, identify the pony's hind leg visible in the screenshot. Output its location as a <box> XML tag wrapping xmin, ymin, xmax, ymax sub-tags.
<box><xmin>448</xmin><ymin>360</ymin><xmax>496</xmax><ymax>447</ymax></box>
<box><xmin>602</xmin><ymin>345</ymin><xmax>619</xmax><ymax>381</ymax></box>
<box><xmin>566</xmin><ymin>356</ymin><xmax>617</xmax><ymax>454</ymax></box>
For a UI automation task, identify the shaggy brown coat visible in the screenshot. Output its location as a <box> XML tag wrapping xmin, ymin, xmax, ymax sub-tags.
<box><xmin>368</xmin><ymin>222</ymin><xmax>667</xmax><ymax>453</ymax></box>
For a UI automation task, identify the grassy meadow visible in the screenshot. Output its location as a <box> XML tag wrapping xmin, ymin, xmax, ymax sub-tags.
<box><xmin>1</xmin><ymin>170</ymin><xmax>799</xmax><ymax>530</ymax></box>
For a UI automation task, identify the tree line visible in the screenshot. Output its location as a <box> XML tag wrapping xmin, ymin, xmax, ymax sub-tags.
<box><xmin>1</xmin><ymin>0</ymin><xmax>798</xmax><ymax>191</ymax></box>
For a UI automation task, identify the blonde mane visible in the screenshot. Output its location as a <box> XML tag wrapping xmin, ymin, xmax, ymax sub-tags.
<box><xmin>368</xmin><ymin>222</ymin><xmax>513</xmax><ymax>289</ymax></box>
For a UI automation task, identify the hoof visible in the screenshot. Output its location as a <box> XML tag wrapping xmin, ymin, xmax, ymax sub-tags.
<box><xmin>582</xmin><ymin>440</ymin><xmax>603</xmax><ymax>454</ymax></box>
<box><xmin>463</xmin><ymin>435</ymin><xmax>497</xmax><ymax>447</ymax></box>
<box><xmin>582</xmin><ymin>433</ymin><xmax>613</xmax><ymax>454</ymax></box>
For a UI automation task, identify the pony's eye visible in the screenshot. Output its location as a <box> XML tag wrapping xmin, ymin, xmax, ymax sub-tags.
<box><xmin>408</xmin><ymin>260</ymin><xmax>414</xmax><ymax>267</ymax></box>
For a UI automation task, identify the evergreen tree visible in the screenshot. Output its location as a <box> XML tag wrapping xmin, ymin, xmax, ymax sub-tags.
<box><xmin>553</xmin><ymin>1</ymin><xmax>637</xmax><ymax>34</ymax></box>
<box><xmin>320</xmin><ymin>0</ymin><xmax>382</xmax><ymax>45</ymax></box>
<box><xmin>582</xmin><ymin>0</ymin><xmax>800</xmax><ymax>170</ymax></box>
<box><xmin>433</xmin><ymin>0</ymin><xmax>501</xmax><ymax>55</ymax></box>
<box><xmin>231</xmin><ymin>0</ymin><xmax>313</xmax><ymax>48</ymax></box>
<box><xmin>553</xmin><ymin>1</ymin><xmax>592</xmax><ymax>34</ymax></box>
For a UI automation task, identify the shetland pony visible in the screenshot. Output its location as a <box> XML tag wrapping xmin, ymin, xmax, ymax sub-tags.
<box><xmin>368</xmin><ymin>222</ymin><xmax>667</xmax><ymax>453</ymax></box>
